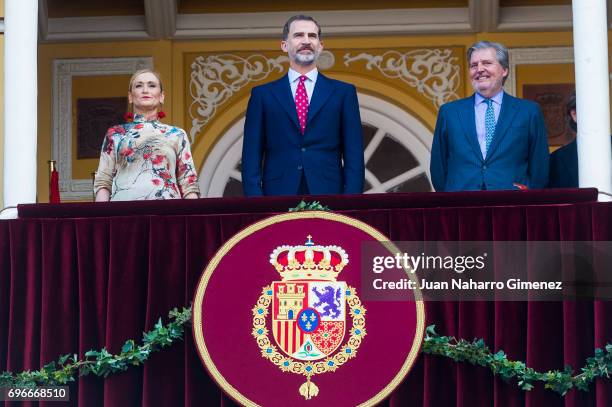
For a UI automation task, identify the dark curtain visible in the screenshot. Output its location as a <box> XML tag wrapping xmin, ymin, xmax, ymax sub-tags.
<box><xmin>1</xmin><ymin>191</ymin><xmax>611</xmax><ymax>406</ymax></box>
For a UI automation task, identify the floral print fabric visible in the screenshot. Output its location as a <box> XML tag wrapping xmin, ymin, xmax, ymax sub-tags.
<box><xmin>94</xmin><ymin>115</ymin><xmax>200</xmax><ymax>201</ymax></box>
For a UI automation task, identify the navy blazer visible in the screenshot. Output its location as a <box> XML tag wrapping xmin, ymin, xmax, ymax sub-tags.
<box><xmin>430</xmin><ymin>92</ymin><xmax>549</xmax><ymax>191</ymax></box>
<box><xmin>241</xmin><ymin>73</ymin><xmax>364</xmax><ymax>196</ymax></box>
<box><xmin>549</xmin><ymin>139</ymin><xmax>578</xmax><ymax>188</ymax></box>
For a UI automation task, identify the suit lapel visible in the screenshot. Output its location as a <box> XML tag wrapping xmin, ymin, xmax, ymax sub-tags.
<box><xmin>307</xmin><ymin>74</ymin><xmax>334</xmax><ymax>126</ymax></box>
<box><xmin>457</xmin><ymin>95</ymin><xmax>484</xmax><ymax>162</ymax></box>
<box><xmin>486</xmin><ymin>92</ymin><xmax>519</xmax><ymax>161</ymax></box>
<box><xmin>270</xmin><ymin>75</ymin><xmax>300</xmax><ymax>129</ymax></box>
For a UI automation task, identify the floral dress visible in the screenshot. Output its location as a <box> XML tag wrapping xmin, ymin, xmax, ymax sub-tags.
<box><xmin>94</xmin><ymin>115</ymin><xmax>200</xmax><ymax>201</ymax></box>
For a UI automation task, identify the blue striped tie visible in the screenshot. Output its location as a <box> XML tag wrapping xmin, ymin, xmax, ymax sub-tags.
<box><xmin>485</xmin><ymin>98</ymin><xmax>495</xmax><ymax>155</ymax></box>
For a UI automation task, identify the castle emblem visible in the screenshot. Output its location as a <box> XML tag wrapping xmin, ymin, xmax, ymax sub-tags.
<box><xmin>252</xmin><ymin>236</ymin><xmax>367</xmax><ymax>400</ymax></box>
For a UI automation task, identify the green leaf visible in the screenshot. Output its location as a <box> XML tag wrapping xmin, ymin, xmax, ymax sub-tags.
<box><xmin>121</xmin><ymin>340</ymin><xmax>135</xmax><ymax>353</ymax></box>
<box><xmin>425</xmin><ymin>325</ymin><xmax>438</xmax><ymax>337</ymax></box>
<box><xmin>288</xmin><ymin>200</ymin><xmax>330</xmax><ymax>212</ymax></box>
<box><xmin>58</xmin><ymin>354</ymin><xmax>70</xmax><ymax>365</ymax></box>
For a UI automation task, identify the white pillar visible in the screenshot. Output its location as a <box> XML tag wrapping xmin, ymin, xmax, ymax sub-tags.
<box><xmin>572</xmin><ymin>0</ymin><xmax>612</xmax><ymax>199</ymax></box>
<box><xmin>2</xmin><ymin>0</ymin><xmax>38</xmax><ymax>211</ymax></box>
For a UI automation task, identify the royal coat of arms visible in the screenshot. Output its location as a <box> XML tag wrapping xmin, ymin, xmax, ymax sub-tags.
<box><xmin>252</xmin><ymin>236</ymin><xmax>366</xmax><ymax>400</ymax></box>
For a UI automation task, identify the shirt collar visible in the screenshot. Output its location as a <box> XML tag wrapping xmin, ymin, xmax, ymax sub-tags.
<box><xmin>288</xmin><ymin>68</ymin><xmax>318</xmax><ymax>84</ymax></box>
<box><xmin>131</xmin><ymin>113</ymin><xmax>158</xmax><ymax>124</ymax></box>
<box><xmin>474</xmin><ymin>90</ymin><xmax>504</xmax><ymax>106</ymax></box>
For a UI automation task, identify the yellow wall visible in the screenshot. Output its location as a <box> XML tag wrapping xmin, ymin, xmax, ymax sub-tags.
<box><xmin>516</xmin><ymin>64</ymin><xmax>575</xmax><ymax>96</ymax></box>
<box><xmin>37</xmin><ymin>30</ymin><xmax>595</xmax><ymax>202</ymax></box>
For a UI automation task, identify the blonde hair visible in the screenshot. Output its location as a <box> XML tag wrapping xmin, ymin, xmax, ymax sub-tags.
<box><xmin>128</xmin><ymin>69</ymin><xmax>164</xmax><ymax>92</ymax></box>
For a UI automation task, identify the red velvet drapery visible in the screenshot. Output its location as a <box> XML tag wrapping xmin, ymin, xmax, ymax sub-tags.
<box><xmin>1</xmin><ymin>189</ymin><xmax>610</xmax><ymax>406</ymax></box>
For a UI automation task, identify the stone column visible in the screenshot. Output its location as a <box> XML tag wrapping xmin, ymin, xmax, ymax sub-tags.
<box><xmin>2</xmin><ymin>0</ymin><xmax>38</xmax><ymax>216</ymax></box>
<box><xmin>572</xmin><ymin>0</ymin><xmax>612</xmax><ymax>199</ymax></box>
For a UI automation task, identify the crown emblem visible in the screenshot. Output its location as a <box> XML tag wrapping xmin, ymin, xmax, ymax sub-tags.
<box><xmin>269</xmin><ymin>235</ymin><xmax>349</xmax><ymax>282</ymax></box>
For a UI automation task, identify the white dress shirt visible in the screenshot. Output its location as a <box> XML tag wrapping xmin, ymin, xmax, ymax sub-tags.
<box><xmin>288</xmin><ymin>68</ymin><xmax>318</xmax><ymax>102</ymax></box>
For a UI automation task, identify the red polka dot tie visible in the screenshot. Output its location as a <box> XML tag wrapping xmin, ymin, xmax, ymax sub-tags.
<box><xmin>295</xmin><ymin>75</ymin><xmax>309</xmax><ymax>134</ymax></box>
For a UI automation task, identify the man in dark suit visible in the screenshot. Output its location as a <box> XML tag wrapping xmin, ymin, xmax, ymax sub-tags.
<box><xmin>549</xmin><ymin>93</ymin><xmax>579</xmax><ymax>188</ymax></box>
<box><xmin>430</xmin><ymin>41</ymin><xmax>549</xmax><ymax>191</ymax></box>
<box><xmin>241</xmin><ymin>15</ymin><xmax>364</xmax><ymax>196</ymax></box>
<box><xmin>549</xmin><ymin>93</ymin><xmax>612</xmax><ymax>188</ymax></box>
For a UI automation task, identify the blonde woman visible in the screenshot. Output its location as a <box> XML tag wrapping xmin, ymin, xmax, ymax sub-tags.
<box><xmin>94</xmin><ymin>69</ymin><xmax>200</xmax><ymax>201</ymax></box>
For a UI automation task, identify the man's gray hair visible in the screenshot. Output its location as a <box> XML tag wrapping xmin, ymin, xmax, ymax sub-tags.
<box><xmin>467</xmin><ymin>41</ymin><xmax>509</xmax><ymax>84</ymax></box>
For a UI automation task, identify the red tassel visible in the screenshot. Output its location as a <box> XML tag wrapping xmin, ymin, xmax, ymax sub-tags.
<box><xmin>49</xmin><ymin>169</ymin><xmax>61</xmax><ymax>203</ymax></box>
<box><xmin>157</xmin><ymin>111</ymin><xmax>166</xmax><ymax>120</ymax></box>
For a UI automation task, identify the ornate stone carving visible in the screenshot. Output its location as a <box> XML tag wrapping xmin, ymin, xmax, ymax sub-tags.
<box><xmin>189</xmin><ymin>54</ymin><xmax>288</xmax><ymax>142</ymax></box>
<box><xmin>343</xmin><ymin>49</ymin><xmax>460</xmax><ymax>107</ymax></box>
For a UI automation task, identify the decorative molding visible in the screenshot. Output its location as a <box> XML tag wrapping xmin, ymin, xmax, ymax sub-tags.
<box><xmin>506</xmin><ymin>47</ymin><xmax>574</xmax><ymax>96</ymax></box>
<box><xmin>343</xmin><ymin>49</ymin><xmax>461</xmax><ymax>108</ymax></box>
<box><xmin>144</xmin><ymin>0</ymin><xmax>177</xmax><ymax>39</ymax></box>
<box><xmin>38</xmin><ymin>1</ymin><xmax>612</xmax><ymax>42</ymax></box>
<box><xmin>52</xmin><ymin>57</ymin><xmax>153</xmax><ymax>201</ymax></box>
<box><xmin>44</xmin><ymin>16</ymin><xmax>149</xmax><ymax>42</ymax></box>
<box><xmin>175</xmin><ymin>8</ymin><xmax>474</xmax><ymax>39</ymax></box>
<box><xmin>497</xmin><ymin>5</ymin><xmax>572</xmax><ymax>31</ymax></box>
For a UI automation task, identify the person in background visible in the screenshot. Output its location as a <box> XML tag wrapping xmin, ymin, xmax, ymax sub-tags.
<box><xmin>549</xmin><ymin>92</ymin><xmax>612</xmax><ymax>188</ymax></box>
<box><xmin>549</xmin><ymin>93</ymin><xmax>580</xmax><ymax>188</ymax></box>
<box><xmin>430</xmin><ymin>41</ymin><xmax>549</xmax><ymax>191</ymax></box>
<box><xmin>94</xmin><ymin>69</ymin><xmax>200</xmax><ymax>201</ymax></box>
<box><xmin>241</xmin><ymin>15</ymin><xmax>364</xmax><ymax>196</ymax></box>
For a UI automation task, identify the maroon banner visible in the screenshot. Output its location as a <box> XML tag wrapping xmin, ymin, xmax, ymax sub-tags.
<box><xmin>193</xmin><ymin>211</ymin><xmax>425</xmax><ymax>406</ymax></box>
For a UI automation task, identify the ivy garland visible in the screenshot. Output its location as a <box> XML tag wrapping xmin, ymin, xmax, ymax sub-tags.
<box><xmin>423</xmin><ymin>325</ymin><xmax>612</xmax><ymax>396</ymax></box>
<box><xmin>288</xmin><ymin>200</ymin><xmax>330</xmax><ymax>212</ymax></box>
<box><xmin>0</xmin><ymin>307</ymin><xmax>191</xmax><ymax>388</ymax></box>
<box><xmin>1</xmin><ymin>306</ymin><xmax>610</xmax><ymax>397</ymax></box>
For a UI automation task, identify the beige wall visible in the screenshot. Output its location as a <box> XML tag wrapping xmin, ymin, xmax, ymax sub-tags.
<box><xmin>37</xmin><ymin>30</ymin><xmax>598</xmax><ymax>202</ymax></box>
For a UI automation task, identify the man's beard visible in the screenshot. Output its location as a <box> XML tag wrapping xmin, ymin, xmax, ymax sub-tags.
<box><xmin>292</xmin><ymin>49</ymin><xmax>320</xmax><ymax>66</ymax></box>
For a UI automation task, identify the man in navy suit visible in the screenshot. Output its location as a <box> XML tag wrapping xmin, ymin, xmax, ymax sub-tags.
<box><xmin>241</xmin><ymin>15</ymin><xmax>364</xmax><ymax>196</ymax></box>
<box><xmin>430</xmin><ymin>41</ymin><xmax>549</xmax><ymax>191</ymax></box>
